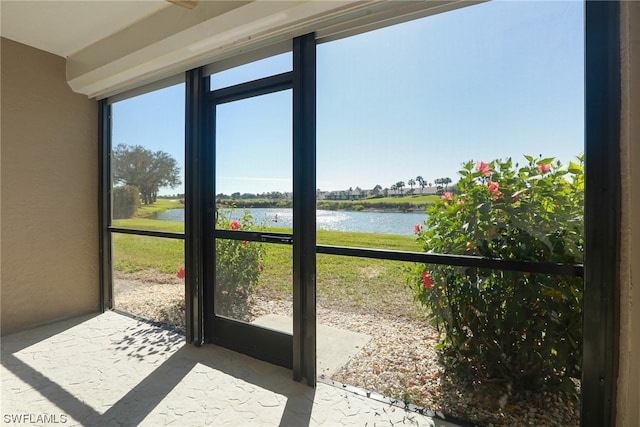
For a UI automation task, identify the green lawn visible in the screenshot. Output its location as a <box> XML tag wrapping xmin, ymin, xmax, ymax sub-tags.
<box><xmin>316</xmin><ymin>194</ymin><xmax>437</xmax><ymax>212</ymax></box>
<box><xmin>112</xmin><ymin>217</ymin><xmax>184</xmax><ymax>232</ymax></box>
<box><xmin>112</xmin><ymin>217</ymin><xmax>422</xmax><ymax>317</ymax></box>
<box><xmin>132</xmin><ymin>198</ymin><xmax>183</xmax><ymax>217</ymax></box>
<box><xmin>358</xmin><ymin>194</ymin><xmax>439</xmax><ymax>205</ymax></box>
<box><xmin>112</xmin><ymin>201</ymin><xmax>185</xmax><ymax>272</ymax></box>
<box><xmin>221</xmin><ymin>194</ymin><xmax>439</xmax><ymax>211</ymax></box>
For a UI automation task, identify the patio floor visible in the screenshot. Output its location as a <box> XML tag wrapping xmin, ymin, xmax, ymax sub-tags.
<box><xmin>1</xmin><ymin>311</ymin><xmax>461</xmax><ymax>426</ymax></box>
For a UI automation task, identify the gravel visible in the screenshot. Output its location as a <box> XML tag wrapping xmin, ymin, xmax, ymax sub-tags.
<box><xmin>114</xmin><ymin>271</ymin><xmax>580</xmax><ymax>427</ymax></box>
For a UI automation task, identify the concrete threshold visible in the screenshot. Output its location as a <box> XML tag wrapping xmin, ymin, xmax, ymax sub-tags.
<box><xmin>252</xmin><ymin>314</ymin><xmax>372</xmax><ymax>377</ymax></box>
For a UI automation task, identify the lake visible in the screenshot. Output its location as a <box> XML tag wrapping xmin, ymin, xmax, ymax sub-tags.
<box><xmin>153</xmin><ymin>208</ymin><xmax>427</xmax><ymax>236</ymax></box>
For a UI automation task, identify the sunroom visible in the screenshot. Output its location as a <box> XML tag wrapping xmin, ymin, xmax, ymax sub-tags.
<box><xmin>1</xmin><ymin>1</ymin><xmax>638</xmax><ymax>426</ymax></box>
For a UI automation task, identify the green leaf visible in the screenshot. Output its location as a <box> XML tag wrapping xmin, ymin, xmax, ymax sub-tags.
<box><xmin>538</xmin><ymin>157</ymin><xmax>555</xmax><ymax>165</ymax></box>
<box><xmin>568</xmin><ymin>161</ymin><xmax>582</xmax><ymax>174</ymax></box>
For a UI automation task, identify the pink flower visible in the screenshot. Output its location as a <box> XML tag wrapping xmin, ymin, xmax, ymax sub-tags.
<box><xmin>441</xmin><ymin>192</ymin><xmax>453</xmax><ymax>201</ymax></box>
<box><xmin>421</xmin><ymin>271</ymin><xmax>433</xmax><ymax>289</ymax></box>
<box><xmin>487</xmin><ymin>181</ymin><xmax>502</xmax><ymax>199</ymax></box>
<box><xmin>242</xmin><ymin>240</ymin><xmax>248</xmax><ymax>246</ymax></box>
<box><xmin>476</xmin><ymin>161</ymin><xmax>491</xmax><ymax>176</ymax></box>
<box><xmin>538</xmin><ymin>163</ymin><xmax>551</xmax><ymax>173</ymax></box>
<box><xmin>413</xmin><ymin>224</ymin><xmax>422</xmax><ymax>234</ymax></box>
<box><xmin>177</xmin><ymin>267</ymin><xmax>185</xmax><ymax>279</ymax></box>
<box><xmin>230</xmin><ymin>220</ymin><xmax>239</xmax><ymax>230</ymax></box>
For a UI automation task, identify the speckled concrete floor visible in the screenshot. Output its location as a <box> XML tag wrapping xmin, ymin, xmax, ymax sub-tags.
<box><xmin>1</xmin><ymin>311</ymin><xmax>461</xmax><ymax>426</ymax></box>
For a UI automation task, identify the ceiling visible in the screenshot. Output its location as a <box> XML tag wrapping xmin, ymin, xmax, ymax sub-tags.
<box><xmin>0</xmin><ymin>0</ymin><xmax>172</xmax><ymax>58</ymax></box>
<box><xmin>0</xmin><ymin>0</ymin><xmax>469</xmax><ymax>99</ymax></box>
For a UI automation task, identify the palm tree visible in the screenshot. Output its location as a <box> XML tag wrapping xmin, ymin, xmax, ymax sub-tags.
<box><xmin>396</xmin><ymin>181</ymin><xmax>405</xmax><ymax>195</ymax></box>
<box><xmin>443</xmin><ymin>177</ymin><xmax>452</xmax><ymax>191</ymax></box>
<box><xmin>416</xmin><ymin>176</ymin><xmax>426</xmax><ymax>193</ymax></box>
<box><xmin>408</xmin><ymin>179</ymin><xmax>416</xmax><ymax>191</ymax></box>
<box><xmin>372</xmin><ymin>184</ymin><xmax>382</xmax><ymax>195</ymax></box>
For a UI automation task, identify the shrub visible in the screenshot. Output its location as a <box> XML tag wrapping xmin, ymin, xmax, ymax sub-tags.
<box><xmin>407</xmin><ymin>156</ymin><xmax>584</xmax><ymax>389</ymax></box>
<box><xmin>214</xmin><ymin>208</ymin><xmax>265</xmax><ymax>318</ymax></box>
<box><xmin>113</xmin><ymin>185</ymin><xmax>140</xmax><ymax>219</ymax></box>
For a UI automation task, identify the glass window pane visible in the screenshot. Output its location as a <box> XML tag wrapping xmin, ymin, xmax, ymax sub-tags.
<box><xmin>316</xmin><ymin>0</ymin><xmax>584</xmax><ymax>266</ymax></box>
<box><xmin>319</xmin><ymin>256</ymin><xmax>581</xmax><ymax>426</ymax></box>
<box><xmin>213</xmin><ymin>88</ymin><xmax>293</xmax><ymax>336</ymax></box>
<box><xmin>112</xmin><ymin>234</ymin><xmax>185</xmax><ymax>330</ymax></box>
<box><xmin>215</xmin><ymin>240</ymin><xmax>292</xmax><ymax>336</ymax></box>
<box><xmin>315</xmin><ymin>2</ymin><xmax>584</xmax><ymax>426</ymax></box>
<box><xmin>111</xmin><ymin>83</ymin><xmax>185</xmax><ymax>232</ymax></box>
<box><xmin>210</xmin><ymin>52</ymin><xmax>292</xmax><ymax>91</ymax></box>
<box><xmin>215</xmin><ymin>89</ymin><xmax>293</xmax><ymax>219</ymax></box>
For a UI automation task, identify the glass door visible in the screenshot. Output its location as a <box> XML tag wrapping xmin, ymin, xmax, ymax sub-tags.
<box><xmin>205</xmin><ymin>78</ymin><xmax>295</xmax><ymax>368</ymax></box>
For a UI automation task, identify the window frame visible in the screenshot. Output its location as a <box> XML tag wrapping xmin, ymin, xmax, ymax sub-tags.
<box><xmin>98</xmin><ymin>2</ymin><xmax>620</xmax><ymax>425</ymax></box>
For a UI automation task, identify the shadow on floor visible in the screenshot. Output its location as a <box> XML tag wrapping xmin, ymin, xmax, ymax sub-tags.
<box><xmin>1</xmin><ymin>312</ymin><xmax>314</xmax><ymax>426</ymax></box>
<box><xmin>2</xmin><ymin>311</ymin><xmax>461</xmax><ymax>426</ymax></box>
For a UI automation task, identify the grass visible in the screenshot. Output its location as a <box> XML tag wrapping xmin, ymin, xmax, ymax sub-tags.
<box><xmin>112</xmin><ymin>200</ymin><xmax>184</xmax><ymax>273</ymax></box>
<box><xmin>221</xmin><ymin>194</ymin><xmax>439</xmax><ymax>211</ymax></box>
<box><xmin>132</xmin><ymin>198</ymin><xmax>183</xmax><ymax>217</ymax></box>
<box><xmin>358</xmin><ymin>194</ymin><xmax>439</xmax><ymax>205</ymax></box>
<box><xmin>112</xmin><ymin>217</ymin><xmax>423</xmax><ymax>316</ymax></box>
<box><xmin>113</xmin><ymin>233</ymin><xmax>184</xmax><ymax>273</ymax></box>
<box><xmin>316</xmin><ymin>194</ymin><xmax>438</xmax><ymax>212</ymax></box>
<box><xmin>112</xmin><ymin>217</ymin><xmax>184</xmax><ymax>232</ymax></box>
<box><xmin>112</xmin><ymin>199</ymin><xmax>184</xmax><ymax>231</ymax></box>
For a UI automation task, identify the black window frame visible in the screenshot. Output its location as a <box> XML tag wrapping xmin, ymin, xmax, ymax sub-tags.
<box><xmin>99</xmin><ymin>2</ymin><xmax>620</xmax><ymax>425</ymax></box>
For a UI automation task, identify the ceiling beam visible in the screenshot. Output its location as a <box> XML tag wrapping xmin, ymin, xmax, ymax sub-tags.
<box><xmin>67</xmin><ymin>0</ymin><xmax>473</xmax><ymax>99</ymax></box>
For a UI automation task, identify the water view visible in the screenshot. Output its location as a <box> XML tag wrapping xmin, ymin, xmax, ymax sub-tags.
<box><xmin>154</xmin><ymin>208</ymin><xmax>427</xmax><ymax>236</ymax></box>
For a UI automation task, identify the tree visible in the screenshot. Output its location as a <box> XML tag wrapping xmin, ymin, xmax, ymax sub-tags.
<box><xmin>408</xmin><ymin>179</ymin><xmax>416</xmax><ymax>191</ymax></box>
<box><xmin>372</xmin><ymin>184</ymin><xmax>382</xmax><ymax>195</ymax></box>
<box><xmin>112</xmin><ymin>144</ymin><xmax>181</xmax><ymax>205</ymax></box>
<box><xmin>443</xmin><ymin>177</ymin><xmax>452</xmax><ymax>191</ymax></box>
<box><xmin>434</xmin><ymin>177</ymin><xmax>452</xmax><ymax>195</ymax></box>
<box><xmin>416</xmin><ymin>176</ymin><xmax>426</xmax><ymax>193</ymax></box>
<box><xmin>395</xmin><ymin>181</ymin><xmax>405</xmax><ymax>195</ymax></box>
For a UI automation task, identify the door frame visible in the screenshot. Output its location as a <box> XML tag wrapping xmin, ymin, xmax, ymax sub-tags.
<box><xmin>185</xmin><ymin>33</ymin><xmax>317</xmax><ymax>385</ymax></box>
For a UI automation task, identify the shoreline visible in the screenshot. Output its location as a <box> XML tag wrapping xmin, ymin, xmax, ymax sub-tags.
<box><xmin>215</xmin><ymin>204</ymin><xmax>429</xmax><ymax>214</ymax></box>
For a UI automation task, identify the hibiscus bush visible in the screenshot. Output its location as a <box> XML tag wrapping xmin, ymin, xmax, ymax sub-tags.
<box><xmin>408</xmin><ymin>156</ymin><xmax>584</xmax><ymax>389</ymax></box>
<box><xmin>214</xmin><ymin>208</ymin><xmax>265</xmax><ymax>318</ymax></box>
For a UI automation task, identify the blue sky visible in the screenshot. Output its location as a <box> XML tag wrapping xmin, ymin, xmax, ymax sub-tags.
<box><xmin>112</xmin><ymin>0</ymin><xmax>584</xmax><ymax>196</ymax></box>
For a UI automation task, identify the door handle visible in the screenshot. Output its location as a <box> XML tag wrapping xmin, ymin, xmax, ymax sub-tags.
<box><xmin>260</xmin><ymin>235</ymin><xmax>293</xmax><ymax>244</ymax></box>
